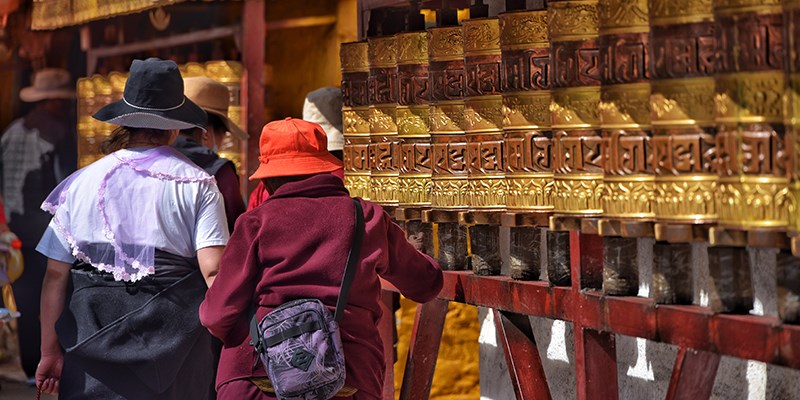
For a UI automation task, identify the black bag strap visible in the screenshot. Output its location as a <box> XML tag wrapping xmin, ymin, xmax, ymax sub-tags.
<box><xmin>334</xmin><ymin>197</ymin><xmax>364</xmax><ymax>322</ymax></box>
<box><xmin>249</xmin><ymin>197</ymin><xmax>364</xmax><ymax>352</ymax></box>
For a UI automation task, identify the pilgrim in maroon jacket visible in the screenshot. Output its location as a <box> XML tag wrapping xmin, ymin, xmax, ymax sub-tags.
<box><xmin>199</xmin><ymin>118</ymin><xmax>443</xmax><ymax>399</ymax></box>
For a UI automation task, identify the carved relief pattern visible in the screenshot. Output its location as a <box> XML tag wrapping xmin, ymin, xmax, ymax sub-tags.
<box><xmin>648</xmin><ymin>0</ymin><xmax>712</xmax><ymax>23</ymax></box>
<box><xmin>500</xmin><ymin>10</ymin><xmax>549</xmax><ymax>48</ymax></box>
<box><xmin>654</xmin><ymin>176</ymin><xmax>717</xmax><ymax>222</ymax></box>
<box><xmin>344</xmin><ymin>175</ymin><xmax>371</xmax><ymax>200</ymax></box>
<box><xmin>548</xmin><ymin>1</ymin><xmax>600</xmax><ymax>40</ymax></box>
<box><xmin>343</xmin><ymin>109</ymin><xmax>370</xmax><ymax>135</ymax></box>
<box><xmin>650</xmin><ymin>79</ymin><xmax>715</xmax><ymax>126</ymax></box>
<box><xmin>368</xmin><ymin>67</ymin><xmax>398</xmax><ymax>105</ymax></box>
<box><xmin>370</xmin><ymin>138</ymin><xmax>400</xmax><ymax>174</ymax></box>
<box><xmin>397</xmin><ymin>176</ymin><xmax>433</xmax><ymax>206</ymax></box>
<box><xmin>717</xmin><ymin>178</ymin><xmax>790</xmax><ymax>229</ymax></box>
<box><xmin>341</xmin><ymin>42</ymin><xmax>369</xmax><ymax>72</ymax></box>
<box><xmin>370</xmin><ymin>176</ymin><xmax>399</xmax><ymax>205</ymax></box>
<box><xmin>551</xmin><ymin>88</ymin><xmax>602</xmax><ymax>128</ymax></box>
<box><xmin>429</xmin><ymin>103</ymin><xmax>466</xmax><ymax>133</ymax></box>
<box><xmin>464</xmin><ymin>97</ymin><xmax>504</xmax><ymax>132</ymax></box>
<box><xmin>397</xmin><ymin>65</ymin><xmax>429</xmax><ymax>107</ymax></box>
<box><xmin>367</xmin><ymin>37</ymin><xmax>396</xmax><ymax>68</ymax></box>
<box><xmin>505</xmin><ymin>131</ymin><xmax>553</xmax><ymax>174</ymax></box>
<box><xmin>466</xmin><ymin>55</ymin><xmax>503</xmax><ymax>97</ymax></box>
<box><xmin>601</xmin><ymin>177</ymin><xmax>656</xmax><ymax>218</ymax></box>
<box><xmin>600</xmin><ymin>32</ymin><xmax>650</xmax><ymax>85</ymax></box>
<box><xmin>396</xmin><ymin>32</ymin><xmax>428</xmax><ymax>65</ymax></box>
<box><xmin>714</xmin><ymin>126</ymin><xmax>789</xmax><ymax>177</ymax></box>
<box><xmin>430</xmin><ymin>60</ymin><xmax>467</xmax><ymax>101</ymax></box>
<box><xmin>502</xmin><ymin>48</ymin><xmax>551</xmax><ymax>92</ymax></box>
<box><xmin>714</xmin><ymin>72</ymin><xmax>784</xmax><ymax>123</ymax></box>
<box><xmin>343</xmin><ymin>139</ymin><xmax>371</xmax><ymax>173</ymax></box>
<box><xmin>504</xmin><ymin>93</ymin><xmax>552</xmax><ymax>129</ymax></box>
<box><xmin>553</xmin><ymin>175</ymin><xmax>605</xmax><ymax>214</ymax></box>
<box><xmin>342</xmin><ymin>71</ymin><xmax>369</xmax><ymax>108</ymax></box>
<box><xmin>432</xmin><ymin>140</ymin><xmax>469</xmax><ymax>176</ymax></box>
<box><xmin>507</xmin><ymin>175</ymin><xmax>555</xmax><ymax>210</ymax></box>
<box><xmin>602</xmin><ymin>130</ymin><xmax>653</xmax><ymax>175</ymax></box>
<box><xmin>598</xmin><ymin>0</ymin><xmax>649</xmax><ymax>30</ymax></box>
<box><xmin>428</xmin><ymin>26</ymin><xmax>464</xmax><ymax>60</ymax></box>
<box><xmin>431</xmin><ymin>178</ymin><xmax>470</xmax><ymax>209</ymax></box>
<box><xmin>652</xmin><ymin>131</ymin><xmax>716</xmax><ymax>175</ymax></box>
<box><xmin>468</xmin><ymin>177</ymin><xmax>508</xmax><ymax>209</ymax></box>
<box><xmin>396</xmin><ymin>106</ymin><xmax>430</xmax><ymax>136</ymax></box>
<box><xmin>715</xmin><ymin>13</ymin><xmax>783</xmax><ymax>74</ymax></box>
<box><xmin>650</xmin><ymin>23</ymin><xmax>716</xmax><ymax>80</ymax></box>
<box><xmin>369</xmin><ymin>105</ymin><xmax>397</xmax><ymax>134</ymax></box>
<box><xmin>463</xmin><ymin>19</ymin><xmax>501</xmax><ymax>54</ymax></box>
<box><xmin>552</xmin><ymin>40</ymin><xmax>602</xmax><ymax>88</ymax></box>
<box><xmin>599</xmin><ymin>83</ymin><xmax>652</xmax><ymax>127</ymax></box>
<box><xmin>552</xmin><ymin>130</ymin><xmax>604</xmax><ymax>173</ymax></box>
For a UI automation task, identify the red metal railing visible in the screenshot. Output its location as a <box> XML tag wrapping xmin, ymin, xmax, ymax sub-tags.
<box><xmin>380</xmin><ymin>231</ymin><xmax>800</xmax><ymax>400</ymax></box>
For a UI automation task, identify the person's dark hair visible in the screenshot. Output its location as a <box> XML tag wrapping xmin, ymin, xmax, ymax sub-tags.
<box><xmin>100</xmin><ymin>126</ymin><xmax>171</xmax><ymax>154</ymax></box>
<box><xmin>179</xmin><ymin>113</ymin><xmax>226</xmax><ymax>138</ymax></box>
<box><xmin>262</xmin><ymin>174</ymin><xmax>316</xmax><ymax>195</ymax></box>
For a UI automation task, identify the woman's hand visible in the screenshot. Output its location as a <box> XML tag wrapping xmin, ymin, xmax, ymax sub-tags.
<box><xmin>36</xmin><ymin>351</ymin><xmax>63</xmax><ymax>395</ymax></box>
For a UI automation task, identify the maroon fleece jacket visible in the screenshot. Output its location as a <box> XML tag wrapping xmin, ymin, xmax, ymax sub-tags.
<box><xmin>199</xmin><ymin>174</ymin><xmax>443</xmax><ymax>398</ymax></box>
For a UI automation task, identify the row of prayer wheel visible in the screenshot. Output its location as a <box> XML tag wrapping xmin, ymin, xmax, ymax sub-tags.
<box><xmin>340</xmin><ymin>0</ymin><xmax>800</xmax><ymax>248</ymax></box>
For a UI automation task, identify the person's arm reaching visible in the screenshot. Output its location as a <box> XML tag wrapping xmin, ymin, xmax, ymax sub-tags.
<box><xmin>215</xmin><ymin>164</ymin><xmax>246</xmax><ymax>233</ymax></box>
<box><xmin>374</xmin><ymin>206</ymin><xmax>443</xmax><ymax>303</ymax></box>
<box><xmin>198</xmin><ymin>245</ymin><xmax>224</xmax><ymax>287</ymax></box>
<box><xmin>36</xmin><ymin>259</ymin><xmax>71</xmax><ymax>395</ymax></box>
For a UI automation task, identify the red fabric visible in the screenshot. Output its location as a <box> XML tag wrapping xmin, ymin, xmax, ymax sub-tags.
<box><xmin>0</xmin><ymin>197</ymin><xmax>6</xmax><ymax>225</ymax></box>
<box><xmin>215</xmin><ymin>164</ymin><xmax>246</xmax><ymax>233</ymax></box>
<box><xmin>200</xmin><ymin>174</ymin><xmax>442</xmax><ymax>399</ymax></box>
<box><xmin>246</xmin><ymin>168</ymin><xmax>344</xmax><ymax>211</ymax></box>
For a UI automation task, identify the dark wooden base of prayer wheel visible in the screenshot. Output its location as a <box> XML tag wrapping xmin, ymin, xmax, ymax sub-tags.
<box><xmin>652</xmin><ymin>242</ymin><xmax>693</xmax><ymax>305</ymax></box>
<box><xmin>778</xmin><ymin>250</ymin><xmax>800</xmax><ymax>324</ymax></box>
<box><xmin>602</xmin><ymin>237</ymin><xmax>639</xmax><ymax>296</ymax></box>
<box><xmin>707</xmin><ymin>246</ymin><xmax>754</xmax><ymax>314</ymax></box>
<box><xmin>509</xmin><ymin>227</ymin><xmax>543</xmax><ymax>281</ymax></box>
<box><xmin>403</xmin><ymin>220</ymin><xmax>434</xmax><ymax>259</ymax></box>
<box><xmin>546</xmin><ymin>230</ymin><xmax>571</xmax><ymax>286</ymax></box>
<box><xmin>470</xmin><ymin>225</ymin><xmax>502</xmax><ymax>276</ymax></box>
<box><xmin>436</xmin><ymin>222</ymin><xmax>468</xmax><ymax>271</ymax></box>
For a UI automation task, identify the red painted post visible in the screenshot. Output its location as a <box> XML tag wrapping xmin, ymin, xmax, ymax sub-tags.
<box><xmin>571</xmin><ymin>231</ymin><xmax>618</xmax><ymax>400</ymax></box>
<box><xmin>665</xmin><ymin>347</ymin><xmax>721</xmax><ymax>400</ymax></box>
<box><xmin>399</xmin><ymin>298</ymin><xmax>449</xmax><ymax>400</ymax></box>
<box><xmin>379</xmin><ymin>291</ymin><xmax>397</xmax><ymax>400</ymax></box>
<box><xmin>242</xmin><ymin>0</ymin><xmax>265</xmax><ymax>195</ymax></box>
<box><xmin>494</xmin><ymin>310</ymin><xmax>553</xmax><ymax>400</ymax></box>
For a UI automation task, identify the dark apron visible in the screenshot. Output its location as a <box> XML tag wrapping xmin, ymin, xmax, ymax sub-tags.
<box><xmin>55</xmin><ymin>251</ymin><xmax>214</xmax><ymax>400</ymax></box>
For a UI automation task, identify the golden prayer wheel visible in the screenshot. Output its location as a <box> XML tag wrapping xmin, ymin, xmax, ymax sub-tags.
<box><xmin>500</xmin><ymin>9</ymin><xmax>553</xmax><ymax>212</ymax></box>
<box><xmin>548</xmin><ymin>0</ymin><xmax>604</xmax><ymax>219</ymax></box>
<box><xmin>395</xmin><ymin>31</ymin><xmax>432</xmax><ymax>208</ymax></box>
<box><xmin>341</xmin><ymin>41</ymin><xmax>372</xmax><ymax>200</ymax></box>
<box><xmin>463</xmin><ymin>17</ymin><xmax>506</xmax><ymax>211</ymax></box>
<box><xmin>598</xmin><ymin>0</ymin><xmax>654</xmax><ymax>221</ymax></box>
<box><xmin>649</xmin><ymin>0</ymin><xmax>718</xmax><ymax>227</ymax></box>
<box><xmin>428</xmin><ymin>26</ymin><xmax>469</xmax><ymax>210</ymax></box>
<box><xmin>785</xmin><ymin>0</ymin><xmax>800</xmax><ymax>247</ymax></box>
<box><xmin>367</xmin><ymin>36</ymin><xmax>400</xmax><ymax>206</ymax></box>
<box><xmin>713</xmin><ymin>0</ymin><xmax>789</xmax><ymax>233</ymax></box>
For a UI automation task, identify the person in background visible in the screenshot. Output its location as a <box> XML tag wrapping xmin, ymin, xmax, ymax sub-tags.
<box><xmin>34</xmin><ymin>59</ymin><xmax>228</xmax><ymax>399</ymax></box>
<box><xmin>247</xmin><ymin>87</ymin><xmax>344</xmax><ymax>210</ymax></box>
<box><xmin>175</xmin><ymin>77</ymin><xmax>247</xmax><ymax>233</ymax></box>
<box><xmin>0</xmin><ymin>68</ymin><xmax>77</xmax><ymax>379</ymax></box>
<box><xmin>200</xmin><ymin>118</ymin><xmax>443</xmax><ymax>399</ymax></box>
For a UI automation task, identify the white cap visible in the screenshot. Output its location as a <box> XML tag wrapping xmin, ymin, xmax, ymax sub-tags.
<box><xmin>302</xmin><ymin>87</ymin><xmax>343</xmax><ymax>151</ymax></box>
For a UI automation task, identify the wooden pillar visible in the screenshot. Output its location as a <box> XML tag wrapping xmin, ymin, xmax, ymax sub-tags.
<box><xmin>243</xmin><ymin>0</ymin><xmax>265</xmax><ymax>195</ymax></box>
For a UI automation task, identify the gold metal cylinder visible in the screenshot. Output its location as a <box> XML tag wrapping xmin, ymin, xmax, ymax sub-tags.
<box><xmin>788</xmin><ymin>0</ymin><xmax>800</xmax><ymax>238</ymax></box>
<box><xmin>500</xmin><ymin>10</ymin><xmax>554</xmax><ymax>213</ymax></box>
<box><xmin>463</xmin><ymin>17</ymin><xmax>506</xmax><ymax>211</ymax></box>
<box><xmin>368</xmin><ymin>36</ymin><xmax>400</xmax><ymax>205</ymax></box>
<box><xmin>341</xmin><ymin>41</ymin><xmax>372</xmax><ymax>200</ymax></box>
<box><xmin>714</xmin><ymin>0</ymin><xmax>789</xmax><ymax>231</ymax></box>
<box><xmin>649</xmin><ymin>0</ymin><xmax>718</xmax><ymax>225</ymax></box>
<box><xmin>598</xmin><ymin>0</ymin><xmax>654</xmax><ymax>221</ymax></box>
<box><xmin>396</xmin><ymin>32</ymin><xmax>432</xmax><ymax>208</ymax></box>
<box><xmin>549</xmin><ymin>0</ymin><xmax>604</xmax><ymax>217</ymax></box>
<box><xmin>428</xmin><ymin>26</ymin><xmax>469</xmax><ymax>210</ymax></box>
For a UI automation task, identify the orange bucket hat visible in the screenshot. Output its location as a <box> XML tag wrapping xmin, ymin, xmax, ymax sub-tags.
<box><xmin>249</xmin><ymin>117</ymin><xmax>344</xmax><ymax>180</ymax></box>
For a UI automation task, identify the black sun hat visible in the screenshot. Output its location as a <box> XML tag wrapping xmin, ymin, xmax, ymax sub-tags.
<box><xmin>93</xmin><ymin>58</ymin><xmax>208</xmax><ymax>131</ymax></box>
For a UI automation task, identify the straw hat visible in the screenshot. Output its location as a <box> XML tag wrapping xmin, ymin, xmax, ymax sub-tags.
<box><xmin>93</xmin><ymin>58</ymin><xmax>207</xmax><ymax>131</ymax></box>
<box><xmin>302</xmin><ymin>87</ymin><xmax>343</xmax><ymax>151</ymax></box>
<box><xmin>19</xmin><ymin>68</ymin><xmax>75</xmax><ymax>102</ymax></box>
<box><xmin>183</xmin><ymin>77</ymin><xmax>249</xmax><ymax>140</ymax></box>
<box><xmin>249</xmin><ymin>118</ymin><xmax>343</xmax><ymax>181</ymax></box>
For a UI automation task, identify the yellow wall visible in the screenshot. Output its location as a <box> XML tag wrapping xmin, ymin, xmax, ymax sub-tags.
<box><xmin>393</xmin><ymin>297</ymin><xmax>481</xmax><ymax>399</ymax></box>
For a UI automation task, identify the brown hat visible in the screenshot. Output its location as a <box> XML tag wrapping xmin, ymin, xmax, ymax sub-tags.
<box><xmin>20</xmin><ymin>68</ymin><xmax>75</xmax><ymax>102</ymax></box>
<box><xmin>183</xmin><ymin>77</ymin><xmax>249</xmax><ymax>140</ymax></box>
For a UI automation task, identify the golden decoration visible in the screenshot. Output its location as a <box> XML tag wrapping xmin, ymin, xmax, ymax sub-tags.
<box><xmin>369</xmin><ymin>104</ymin><xmax>397</xmax><ymax>134</ymax></box>
<box><xmin>506</xmin><ymin>174</ymin><xmax>555</xmax><ymax>211</ymax></box>
<box><xmin>599</xmin><ymin>82</ymin><xmax>652</xmax><ymax>129</ymax></box>
<box><xmin>396</xmin><ymin>32</ymin><xmax>428</xmax><ymax>65</ymax></box>
<box><xmin>343</xmin><ymin>108</ymin><xmax>370</xmax><ymax>135</ymax></box>
<box><xmin>370</xmin><ymin>175</ymin><xmax>399</xmax><ymax>205</ymax></box>
<box><xmin>716</xmin><ymin>176</ymin><xmax>790</xmax><ymax>229</ymax></box>
<box><xmin>714</xmin><ymin>72</ymin><xmax>785</xmax><ymax>124</ymax></box>
<box><xmin>713</xmin><ymin>0</ymin><xmax>781</xmax><ymax>14</ymax></box>
<box><xmin>345</xmin><ymin>175</ymin><xmax>372</xmax><ymax>201</ymax></box>
<box><xmin>431</xmin><ymin>178</ymin><xmax>470</xmax><ymax>209</ymax></box>
<box><xmin>148</xmin><ymin>7</ymin><xmax>170</xmax><ymax>31</ymax></box>
<box><xmin>341</xmin><ymin>42</ymin><xmax>369</xmax><ymax>73</ymax></box>
<box><xmin>503</xmin><ymin>92</ymin><xmax>552</xmax><ymax>129</ymax></box>
<box><xmin>464</xmin><ymin>96</ymin><xmax>504</xmax><ymax>133</ymax></box>
<box><xmin>650</xmin><ymin>78</ymin><xmax>715</xmax><ymax>127</ymax></box>
<box><xmin>499</xmin><ymin>10</ymin><xmax>549</xmax><ymax>50</ymax></box>
<box><xmin>468</xmin><ymin>176</ymin><xmax>507</xmax><ymax>210</ymax></box>
<box><xmin>32</xmin><ymin>0</ymin><xmax>186</xmax><ymax>30</ymax></box>
<box><xmin>548</xmin><ymin>0</ymin><xmax>600</xmax><ymax>41</ymax></box>
<box><xmin>396</xmin><ymin>105</ymin><xmax>430</xmax><ymax>137</ymax></box>
<box><xmin>368</xmin><ymin>36</ymin><xmax>396</xmax><ymax>69</ymax></box>
<box><xmin>553</xmin><ymin>174</ymin><xmax>605</xmax><ymax>215</ymax></box>
<box><xmin>654</xmin><ymin>174</ymin><xmax>718</xmax><ymax>223</ymax></box>
<box><xmin>789</xmin><ymin>180</ymin><xmax>800</xmax><ymax>232</ymax></box>
<box><xmin>429</xmin><ymin>101</ymin><xmax>466</xmax><ymax>133</ymax></box>
<box><xmin>463</xmin><ymin>18</ymin><xmax>501</xmax><ymax>56</ymax></box>
<box><xmin>648</xmin><ymin>0</ymin><xmax>712</xmax><ymax>25</ymax></box>
<box><xmin>551</xmin><ymin>87</ymin><xmax>602</xmax><ymax>128</ymax></box>
<box><xmin>427</xmin><ymin>26</ymin><xmax>464</xmax><ymax>61</ymax></box>
<box><xmin>598</xmin><ymin>0</ymin><xmax>649</xmax><ymax>32</ymax></box>
<box><xmin>601</xmin><ymin>175</ymin><xmax>656</xmax><ymax>219</ymax></box>
<box><xmin>398</xmin><ymin>175</ymin><xmax>433</xmax><ymax>206</ymax></box>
